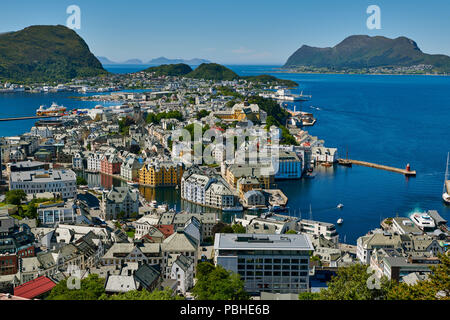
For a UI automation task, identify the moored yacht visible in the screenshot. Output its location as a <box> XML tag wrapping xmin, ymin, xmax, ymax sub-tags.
<box><xmin>410</xmin><ymin>212</ymin><xmax>436</xmax><ymax>231</ymax></box>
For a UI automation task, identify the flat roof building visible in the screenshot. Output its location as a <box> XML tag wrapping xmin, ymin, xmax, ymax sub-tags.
<box><xmin>214</xmin><ymin>233</ymin><xmax>314</xmax><ymax>295</ymax></box>
<box><xmin>9</xmin><ymin>169</ymin><xmax>77</xmax><ymax>199</ymax></box>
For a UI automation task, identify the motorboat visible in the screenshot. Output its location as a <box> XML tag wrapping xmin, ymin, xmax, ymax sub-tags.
<box><xmin>337</xmin><ymin>218</ymin><xmax>344</xmax><ymax>225</ymax></box>
<box><xmin>337</xmin><ymin>204</ymin><xmax>344</xmax><ymax>209</ymax></box>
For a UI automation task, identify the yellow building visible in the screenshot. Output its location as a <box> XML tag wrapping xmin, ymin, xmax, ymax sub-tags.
<box><xmin>214</xmin><ymin>101</ymin><xmax>263</xmax><ymax>123</ymax></box>
<box><xmin>139</xmin><ymin>161</ymin><xmax>184</xmax><ymax>187</ymax></box>
<box><xmin>225</xmin><ymin>164</ymin><xmax>273</xmax><ymax>191</ymax></box>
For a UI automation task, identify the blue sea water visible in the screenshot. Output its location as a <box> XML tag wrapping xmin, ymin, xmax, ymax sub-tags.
<box><xmin>1</xmin><ymin>65</ymin><xmax>449</xmax><ymax>244</ymax></box>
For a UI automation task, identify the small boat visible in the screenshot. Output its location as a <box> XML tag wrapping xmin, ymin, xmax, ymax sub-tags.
<box><xmin>443</xmin><ymin>152</ymin><xmax>450</xmax><ymax>205</ymax></box>
<box><xmin>337</xmin><ymin>204</ymin><xmax>344</xmax><ymax>209</ymax></box>
<box><xmin>127</xmin><ymin>181</ymin><xmax>138</xmax><ymax>187</ymax></box>
<box><xmin>249</xmin><ymin>206</ymin><xmax>259</xmax><ymax>212</ymax></box>
<box><xmin>321</xmin><ymin>162</ymin><xmax>332</xmax><ymax>167</ymax></box>
<box><xmin>338</xmin><ymin>147</ymin><xmax>352</xmax><ymax>167</ymax></box>
<box><xmin>304</xmin><ymin>172</ymin><xmax>316</xmax><ymax>179</ymax></box>
<box><xmin>337</xmin><ymin>218</ymin><xmax>344</xmax><ymax>225</ymax></box>
<box><xmin>223</xmin><ymin>206</ymin><xmax>244</xmax><ymax>213</ymax></box>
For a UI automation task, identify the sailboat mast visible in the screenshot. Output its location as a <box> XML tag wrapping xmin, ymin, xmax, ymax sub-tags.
<box><xmin>445</xmin><ymin>152</ymin><xmax>450</xmax><ymax>193</ymax></box>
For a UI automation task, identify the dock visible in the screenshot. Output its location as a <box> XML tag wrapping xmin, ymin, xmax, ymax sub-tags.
<box><xmin>338</xmin><ymin>159</ymin><xmax>417</xmax><ymax>176</ymax></box>
<box><xmin>0</xmin><ymin>115</ymin><xmax>63</xmax><ymax>122</ymax></box>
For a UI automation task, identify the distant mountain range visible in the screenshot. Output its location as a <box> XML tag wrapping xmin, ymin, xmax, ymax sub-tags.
<box><xmin>0</xmin><ymin>25</ymin><xmax>106</xmax><ymax>82</ymax></box>
<box><xmin>284</xmin><ymin>35</ymin><xmax>450</xmax><ymax>73</ymax></box>
<box><xmin>97</xmin><ymin>56</ymin><xmax>211</xmax><ymax>66</ymax></box>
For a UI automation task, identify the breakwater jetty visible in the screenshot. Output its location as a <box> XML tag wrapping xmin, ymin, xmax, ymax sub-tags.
<box><xmin>338</xmin><ymin>159</ymin><xmax>417</xmax><ymax>176</ymax></box>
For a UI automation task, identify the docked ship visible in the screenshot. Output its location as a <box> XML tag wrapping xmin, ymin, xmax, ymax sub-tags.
<box><xmin>260</xmin><ymin>89</ymin><xmax>312</xmax><ymax>102</ymax></box>
<box><xmin>36</xmin><ymin>103</ymin><xmax>67</xmax><ymax>116</ymax></box>
<box><xmin>443</xmin><ymin>152</ymin><xmax>450</xmax><ymax>204</ymax></box>
<box><xmin>411</xmin><ymin>212</ymin><xmax>436</xmax><ymax>232</ymax></box>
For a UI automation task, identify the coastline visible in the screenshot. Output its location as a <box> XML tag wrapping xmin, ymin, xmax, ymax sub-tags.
<box><xmin>273</xmin><ymin>69</ymin><xmax>450</xmax><ymax>77</ymax></box>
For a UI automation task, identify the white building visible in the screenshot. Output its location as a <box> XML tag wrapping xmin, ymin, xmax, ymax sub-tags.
<box><xmin>181</xmin><ymin>173</ymin><xmax>235</xmax><ymax>209</ymax></box>
<box><xmin>298</xmin><ymin>220</ymin><xmax>339</xmax><ymax>244</ymax></box>
<box><xmin>87</xmin><ymin>152</ymin><xmax>102</xmax><ymax>172</ymax></box>
<box><xmin>101</xmin><ymin>187</ymin><xmax>139</xmax><ymax>220</ymax></box>
<box><xmin>214</xmin><ymin>233</ymin><xmax>314</xmax><ymax>294</ymax></box>
<box><xmin>37</xmin><ymin>201</ymin><xmax>77</xmax><ymax>226</ymax></box>
<box><xmin>120</xmin><ymin>157</ymin><xmax>143</xmax><ymax>182</ymax></box>
<box><xmin>9</xmin><ymin>169</ymin><xmax>77</xmax><ymax>199</ymax></box>
<box><xmin>170</xmin><ymin>254</ymin><xmax>194</xmax><ymax>295</ymax></box>
<box><xmin>311</xmin><ymin>146</ymin><xmax>338</xmax><ymax>163</ymax></box>
<box><xmin>72</xmin><ymin>153</ymin><xmax>84</xmax><ymax>170</ymax></box>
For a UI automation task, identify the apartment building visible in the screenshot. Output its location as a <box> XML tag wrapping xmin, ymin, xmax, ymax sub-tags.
<box><xmin>139</xmin><ymin>160</ymin><xmax>184</xmax><ymax>187</ymax></box>
<box><xmin>9</xmin><ymin>169</ymin><xmax>77</xmax><ymax>199</ymax></box>
<box><xmin>214</xmin><ymin>233</ymin><xmax>314</xmax><ymax>295</ymax></box>
<box><xmin>298</xmin><ymin>219</ymin><xmax>339</xmax><ymax>244</ymax></box>
<box><xmin>101</xmin><ymin>187</ymin><xmax>139</xmax><ymax>220</ymax></box>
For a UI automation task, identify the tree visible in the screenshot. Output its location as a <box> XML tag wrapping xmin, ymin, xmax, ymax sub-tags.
<box><xmin>100</xmin><ymin>288</ymin><xmax>184</xmax><ymax>300</ymax></box>
<box><xmin>196</xmin><ymin>110</ymin><xmax>211</xmax><ymax>120</ymax></box>
<box><xmin>318</xmin><ymin>264</ymin><xmax>392</xmax><ymax>300</ymax></box>
<box><xmin>192</xmin><ymin>262</ymin><xmax>250</xmax><ymax>300</ymax></box>
<box><xmin>76</xmin><ymin>176</ymin><xmax>88</xmax><ymax>186</ymax></box>
<box><xmin>232</xmin><ymin>224</ymin><xmax>246</xmax><ymax>234</ymax></box>
<box><xmin>285</xmin><ymin>230</ymin><xmax>297</xmax><ymax>234</ymax></box>
<box><xmin>5</xmin><ymin>189</ymin><xmax>27</xmax><ymax>205</ymax></box>
<box><xmin>46</xmin><ymin>274</ymin><xmax>105</xmax><ymax>300</ymax></box>
<box><xmin>212</xmin><ymin>222</ymin><xmax>234</xmax><ymax>235</ymax></box>
<box><xmin>298</xmin><ymin>292</ymin><xmax>321</xmax><ymax>300</ymax></box>
<box><xmin>117</xmin><ymin>211</ymin><xmax>126</xmax><ymax>220</ymax></box>
<box><xmin>387</xmin><ymin>252</ymin><xmax>450</xmax><ymax>300</ymax></box>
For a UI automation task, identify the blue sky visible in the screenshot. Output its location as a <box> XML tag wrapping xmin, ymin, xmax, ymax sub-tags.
<box><xmin>1</xmin><ymin>0</ymin><xmax>450</xmax><ymax>64</ymax></box>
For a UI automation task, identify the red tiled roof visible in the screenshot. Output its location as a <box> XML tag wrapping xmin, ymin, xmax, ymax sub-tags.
<box><xmin>14</xmin><ymin>276</ymin><xmax>56</xmax><ymax>299</ymax></box>
<box><xmin>156</xmin><ymin>225</ymin><xmax>175</xmax><ymax>238</ymax></box>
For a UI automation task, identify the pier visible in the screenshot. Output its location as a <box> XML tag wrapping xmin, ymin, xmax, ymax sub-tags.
<box><xmin>0</xmin><ymin>115</ymin><xmax>63</xmax><ymax>122</ymax></box>
<box><xmin>338</xmin><ymin>159</ymin><xmax>417</xmax><ymax>176</ymax></box>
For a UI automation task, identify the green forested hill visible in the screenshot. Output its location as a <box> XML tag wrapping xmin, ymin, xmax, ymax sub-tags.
<box><xmin>143</xmin><ymin>63</ymin><xmax>193</xmax><ymax>76</ymax></box>
<box><xmin>0</xmin><ymin>25</ymin><xmax>107</xmax><ymax>82</ymax></box>
<box><xmin>284</xmin><ymin>35</ymin><xmax>450</xmax><ymax>72</ymax></box>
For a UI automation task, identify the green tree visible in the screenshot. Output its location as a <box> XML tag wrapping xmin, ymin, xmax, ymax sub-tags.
<box><xmin>318</xmin><ymin>264</ymin><xmax>392</xmax><ymax>300</ymax></box>
<box><xmin>196</xmin><ymin>110</ymin><xmax>211</xmax><ymax>120</ymax></box>
<box><xmin>76</xmin><ymin>176</ymin><xmax>88</xmax><ymax>186</ymax></box>
<box><xmin>5</xmin><ymin>189</ymin><xmax>27</xmax><ymax>205</ymax></box>
<box><xmin>100</xmin><ymin>288</ymin><xmax>184</xmax><ymax>300</ymax></box>
<box><xmin>192</xmin><ymin>262</ymin><xmax>250</xmax><ymax>300</ymax></box>
<box><xmin>387</xmin><ymin>252</ymin><xmax>450</xmax><ymax>300</ymax></box>
<box><xmin>212</xmin><ymin>222</ymin><xmax>234</xmax><ymax>235</ymax></box>
<box><xmin>285</xmin><ymin>230</ymin><xmax>297</xmax><ymax>234</ymax></box>
<box><xmin>298</xmin><ymin>292</ymin><xmax>321</xmax><ymax>300</ymax></box>
<box><xmin>46</xmin><ymin>274</ymin><xmax>105</xmax><ymax>300</ymax></box>
<box><xmin>232</xmin><ymin>224</ymin><xmax>246</xmax><ymax>234</ymax></box>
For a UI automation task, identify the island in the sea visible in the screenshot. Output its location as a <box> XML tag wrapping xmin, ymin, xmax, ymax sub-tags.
<box><xmin>283</xmin><ymin>35</ymin><xmax>450</xmax><ymax>75</ymax></box>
